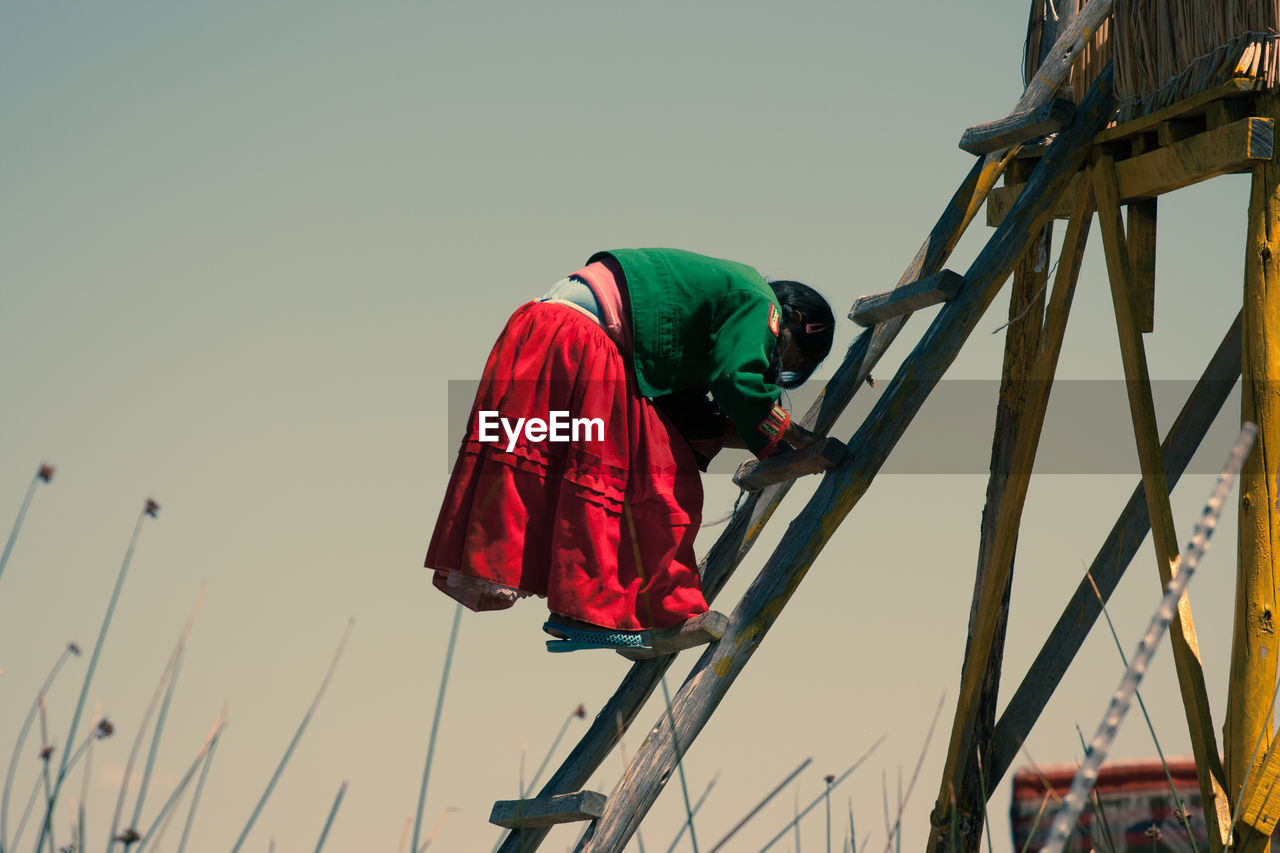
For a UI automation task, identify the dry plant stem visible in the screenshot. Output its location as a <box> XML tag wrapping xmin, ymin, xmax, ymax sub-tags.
<box><xmin>0</xmin><ymin>644</ymin><xmax>75</xmax><ymax>853</ymax></box>
<box><xmin>523</xmin><ymin>705</ymin><xmax>586</xmax><ymax>800</ymax></box>
<box><xmin>706</xmin><ymin>757</ymin><xmax>812</xmax><ymax>853</ymax></box>
<box><xmin>0</xmin><ymin>469</ymin><xmax>45</xmax><ymax>589</ymax></box>
<box><xmin>411</xmin><ymin>603</ymin><xmax>461</xmax><ymax>853</ymax></box>
<box><xmin>1016</xmin><ymin>793</ymin><xmax>1051</xmax><ymax>853</ymax></box>
<box><xmin>880</xmin><ymin>694</ymin><xmax>945</xmax><ymax>853</ymax></box>
<box><xmin>111</xmin><ymin>586</ymin><xmax>205</xmax><ymax>849</ymax></box>
<box><xmin>663</xmin><ymin>774</ymin><xmax>719</xmax><ymax>853</ymax></box>
<box><xmin>230</xmin><ymin>619</ymin><xmax>354</xmax><ymax>853</ymax></box>
<box><xmin>313</xmin><ymin>781</ymin><xmax>348</xmax><ymax>853</ymax></box>
<box><xmin>78</xmin><ymin>701</ymin><xmax>102</xmax><ymax>853</ymax></box>
<box><xmin>134</xmin><ymin>715</ymin><xmax>224</xmax><ymax>853</ymax></box>
<box><xmin>396</xmin><ymin>817</ymin><xmax>412</xmax><ymax>853</ymax></box>
<box><xmin>757</xmin><ymin>738</ymin><xmax>885</xmax><ymax>853</ymax></box>
<box><xmin>38</xmin><ymin>508</ymin><xmax>151</xmax><ymax>853</ymax></box>
<box><xmin>1041</xmin><ymin>424</ymin><xmax>1258</xmax><ymax>853</ymax></box>
<box><xmin>659</xmin><ymin>675</ymin><xmax>700</xmax><ymax>853</ymax></box>
<box><xmin>1085</xmin><ymin>571</ymin><xmax>1198</xmax><ymax>852</ymax></box>
<box><xmin>38</xmin><ymin>693</ymin><xmax>54</xmax><ymax>853</ymax></box>
<box><xmin>174</xmin><ymin>717</ymin><xmax>222</xmax><ymax>853</ymax></box>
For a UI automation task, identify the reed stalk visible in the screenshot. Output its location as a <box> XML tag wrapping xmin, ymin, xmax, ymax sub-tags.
<box><xmin>663</xmin><ymin>773</ymin><xmax>719</xmax><ymax>853</ymax></box>
<box><xmin>37</xmin><ymin>500</ymin><xmax>157</xmax><ymax>852</ymax></box>
<box><xmin>0</xmin><ymin>464</ymin><xmax>53</xmax><ymax>589</ymax></box>
<box><xmin>110</xmin><ymin>587</ymin><xmax>204</xmax><ymax>848</ymax></box>
<box><xmin>135</xmin><ymin>715</ymin><xmax>224</xmax><ymax>853</ymax></box>
<box><xmin>229</xmin><ymin>619</ymin><xmax>353</xmax><ymax>853</ymax></box>
<box><xmin>0</xmin><ymin>642</ymin><xmax>77</xmax><ymax>853</ymax></box>
<box><xmin>313</xmin><ymin>781</ymin><xmax>347</xmax><ymax>852</ymax></box>
<box><xmin>758</xmin><ymin>737</ymin><xmax>885</xmax><ymax>853</ymax></box>
<box><xmin>411</xmin><ymin>602</ymin><xmax>462</xmax><ymax>853</ymax></box>
<box><xmin>660</xmin><ymin>675</ymin><xmax>700</xmax><ymax>853</ymax></box>
<box><xmin>1041</xmin><ymin>424</ymin><xmax>1257</xmax><ymax>853</ymax></box>
<box><xmin>174</xmin><ymin>711</ymin><xmax>222</xmax><ymax>853</ymax></box>
<box><xmin>707</xmin><ymin>758</ymin><xmax>812</xmax><ymax>853</ymax></box>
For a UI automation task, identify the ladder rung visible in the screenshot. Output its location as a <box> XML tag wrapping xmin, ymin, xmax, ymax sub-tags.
<box><xmin>489</xmin><ymin>790</ymin><xmax>607</xmax><ymax>829</ymax></box>
<box><xmin>732</xmin><ymin>437</ymin><xmax>847</xmax><ymax>493</ymax></box>
<box><xmin>958</xmin><ymin>97</ymin><xmax>1076</xmax><ymax>155</ymax></box>
<box><xmin>616</xmin><ymin>611</ymin><xmax>730</xmax><ymax>661</ymax></box>
<box><xmin>848</xmin><ymin>270</ymin><xmax>965</xmax><ymax>327</ymax></box>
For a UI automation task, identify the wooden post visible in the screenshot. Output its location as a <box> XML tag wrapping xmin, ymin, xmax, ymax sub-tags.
<box><xmin>989</xmin><ymin>312</ymin><xmax>1243</xmax><ymax>780</ymax></box>
<box><xmin>1228</xmin><ymin>93</ymin><xmax>1280</xmax><ymax>853</ymax></box>
<box><xmin>1128</xmin><ymin>198</ymin><xmax>1157</xmax><ymax>333</ymax></box>
<box><xmin>579</xmin><ymin>68</ymin><xmax>1115</xmax><ymax>853</ymax></box>
<box><xmin>944</xmin><ymin>222</ymin><xmax>1050</xmax><ymax>853</ymax></box>
<box><xmin>929</xmin><ymin>174</ymin><xmax>1095</xmax><ymax>853</ymax></box>
<box><xmin>1093</xmin><ymin>156</ymin><xmax>1231</xmax><ymax>850</ymax></box>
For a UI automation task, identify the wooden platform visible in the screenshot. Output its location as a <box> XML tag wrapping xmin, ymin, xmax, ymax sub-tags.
<box><xmin>987</xmin><ymin>79</ymin><xmax>1272</xmax><ymax>227</ymax></box>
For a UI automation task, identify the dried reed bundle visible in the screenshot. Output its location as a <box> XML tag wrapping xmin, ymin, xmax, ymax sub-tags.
<box><xmin>1025</xmin><ymin>0</ymin><xmax>1280</xmax><ymax>123</ymax></box>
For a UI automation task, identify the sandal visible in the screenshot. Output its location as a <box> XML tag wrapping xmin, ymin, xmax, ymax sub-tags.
<box><xmin>542</xmin><ymin>619</ymin><xmax>651</xmax><ymax>653</ymax></box>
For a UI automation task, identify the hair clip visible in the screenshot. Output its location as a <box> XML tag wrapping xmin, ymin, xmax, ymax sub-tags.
<box><xmin>805</xmin><ymin>322</ymin><xmax>827</xmax><ymax>334</ymax></box>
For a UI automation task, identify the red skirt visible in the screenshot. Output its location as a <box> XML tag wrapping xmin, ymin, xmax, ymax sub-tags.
<box><xmin>425</xmin><ymin>301</ymin><xmax>709</xmax><ymax>630</ymax></box>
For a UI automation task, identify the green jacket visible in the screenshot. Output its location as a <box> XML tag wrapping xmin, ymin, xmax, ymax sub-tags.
<box><xmin>589</xmin><ymin>248</ymin><xmax>790</xmax><ymax>457</ymax></box>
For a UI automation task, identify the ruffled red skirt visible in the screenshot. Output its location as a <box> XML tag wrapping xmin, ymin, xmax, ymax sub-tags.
<box><xmin>425</xmin><ymin>301</ymin><xmax>709</xmax><ymax>630</ymax></box>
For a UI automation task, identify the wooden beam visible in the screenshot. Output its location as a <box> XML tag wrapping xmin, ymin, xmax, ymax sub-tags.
<box><xmin>1093</xmin><ymin>156</ymin><xmax>1231</xmax><ymax>851</ymax></box>
<box><xmin>732</xmin><ymin>438</ymin><xmax>847</xmax><ymax>492</ymax></box>
<box><xmin>615</xmin><ymin>611</ymin><xmax>729</xmax><ymax>661</ymax></box>
<box><xmin>1227</xmin><ymin>94</ymin><xmax>1280</xmax><ymax>853</ymax></box>
<box><xmin>990</xmin><ymin>311</ymin><xmax>1243</xmax><ymax>783</ymax></box>
<box><xmin>581</xmin><ymin>65</ymin><xmax>1117</xmax><ymax>853</ymax></box>
<box><xmin>1158</xmin><ymin>118</ymin><xmax>1202</xmax><ymax>147</ymax></box>
<box><xmin>930</xmin><ymin>173</ymin><xmax>1093</xmax><ymax>853</ymax></box>
<box><xmin>849</xmin><ymin>271</ymin><xmax>965</xmax><ymax>327</ymax></box>
<box><xmin>1127</xmin><ymin>198</ymin><xmax>1158</xmax><ymax>333</ymax></box>
<box><xmin>989</xmin><ymin>117</ymin><xmax>1274</xmax><ymax>227</ymax></box>
<box><xmin>959</xmin><ymin>98</ymin><xmax>1076</xmax><ymax>155</ymax></box>
<box><xmin>1240</xmin><ymin>742</ymin><xmax>1280</xmax><ymax>836</ymax></box>
<box><xmin>1094</xmin><ymin>76</ymin><xmax>1257</xmax><ymax>144</ymax></box>
<box><xmin>491</xmin><ymin>792</ymin><xmax>606</xmax><ymax>829</ymax></box>
<box><xmin>1118</xmin><ymin>117</ymin><xmax>1273</xmax><ymax>198</ymax></box>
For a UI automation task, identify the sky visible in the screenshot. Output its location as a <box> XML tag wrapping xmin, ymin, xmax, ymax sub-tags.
<box><xmin>0</xmin><ymin>1</ymin><xmax>1263</xmax><ymax>852</ymax></box>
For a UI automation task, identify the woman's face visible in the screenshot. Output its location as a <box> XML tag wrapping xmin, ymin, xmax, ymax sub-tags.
<box><xmin>779</xmin><ymin>327</ymin><xmax>806</xmax><ymax>372</ymax></box>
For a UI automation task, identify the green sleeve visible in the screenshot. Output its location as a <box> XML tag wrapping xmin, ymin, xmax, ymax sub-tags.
<box><xmin>706</xmin><ymin>290</ymin><xmax>791</xmax><ymax>458</ymax></box>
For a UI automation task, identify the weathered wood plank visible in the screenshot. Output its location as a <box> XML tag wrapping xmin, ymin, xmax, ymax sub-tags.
<box><xmin>491</xmin><ymin>792</ymin><xmax>606</xmax><ymax>829</ymax></box>
<box><xmin>732</xmin><ymin>438</ymin><xmax>847</xmax><ymax>492</ymax></box>
<box><xmin>849</xmin><ymin>271</ymin><xmax>965</xmax><ymax>327</ymax></box>
<box><xmin>1117</xmin><ymin>117</ymin><xmax>1273</xmax><ymax>199</ymax></box>
<box><xmin>989</xmin><ymin>311</ymin><xmax>1243</xmax><ymax>781</ymax></box>
<box><xmin>933</xmin><ymin>176</ymin><xmax>1094</xmax><ymax>853</ymax></box>
<box><xmin>615</xmin><ymin>611</ymin><xmax>729</xmax><ymax>661</ymax></box>
<box><xmin>1228</xmin><ymin>95</ymin><xmax>1280</xmax><ymax>853</ymax></box>
<box><xmin>1127</xmin><ymin>198</ymin><xmax>1157</xmax><ymax>333</ymax></box>
<box><xmin>1241</xmin><ymin>743</ymin><xmax>1280</xmax><ymax>836</ymax></box>
<box><xmin>959</xmin><ymin>98</ymin><xmax>1076</xmax><ymax>155</ymax></box>
<box><xmin>583</xmin><ymin>65</ymin><xmax>1117</xmax><ymax>853</ymax></box>
<box><xmin>1157</xmin><ymin>118</ymin><xmax>1202</xmax><ymax>147</ymax></box>
<box><xmin>988</xmin><ymin>116</ymin><xmax>1274</xmax><ymax>227</ymax></box>
<box><xmin>988</xmin><ymin>175</ymin><xmax>1080</xmax><ymax>226</ymax></box>
<box><xmin>1094</xmin><ymin>156</ymin><xmax>1231</xmax><ymax>850</ymax></box>
<box><xmin>1094</xmin><ymin>76</ymin><xmax>1257</xmax><ymax>143</ymax></box>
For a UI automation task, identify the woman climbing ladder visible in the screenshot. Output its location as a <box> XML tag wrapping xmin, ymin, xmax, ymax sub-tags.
<box><xmin>425</xmin><ymin>248</ymin><xmax>836</xmax><ymax>652</ymax></box>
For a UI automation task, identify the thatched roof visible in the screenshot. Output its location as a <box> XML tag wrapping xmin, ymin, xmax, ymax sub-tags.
<box><xmin>1025</xmin><ymin>0</ymin><xmax>1280</xmax><ymax>122</ymax></box>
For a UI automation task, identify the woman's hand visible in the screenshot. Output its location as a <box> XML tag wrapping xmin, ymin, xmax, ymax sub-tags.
<box><xmin>782</xmin><ymin>420</ymin><xmax>820</xmax><ymax>451</ymax></box>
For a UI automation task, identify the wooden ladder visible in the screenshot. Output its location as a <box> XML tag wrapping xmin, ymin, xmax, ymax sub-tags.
<box><xmin>489</xmin><ymin>4</ymin><xmax>1117</xmax><ymax>850</ymax></box>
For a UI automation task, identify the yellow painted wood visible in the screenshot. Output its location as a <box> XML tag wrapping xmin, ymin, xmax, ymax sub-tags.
<box><xmin>928</xmin><ymin>176</ymin><xmax>1095</xmax><ymax>853</ymax></box>
<box><xmin>1241</xmin><ymin>742</ymin><xmax>1280</xmax><ymax>837</ymax></box>
<box><xmin>1093</xmin><ymin>156</ymin><xmax>1231</xmax><ymax>852</ymax></box>
<box><xmin>1227</xmin><ymin>94</ymin><xmax>1280</xmax><ymax>853</ymax></box>
<box><xmin>988</xmin><ymin>117</ymin><xmax>1274</xmax><ymax>227</ymax></box>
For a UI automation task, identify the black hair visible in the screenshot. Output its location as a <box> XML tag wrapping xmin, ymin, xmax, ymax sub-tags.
<box><xmin>766</xmin><ymin>280</ymin><xmax>835</xmax><ymax>389</ymax></box>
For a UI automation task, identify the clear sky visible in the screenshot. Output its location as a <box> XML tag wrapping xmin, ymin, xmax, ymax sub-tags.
<box><xmin>0</xmin><ymin>1</ymin><xmax>1259</xmax><ymax>851</ymax></box>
